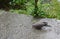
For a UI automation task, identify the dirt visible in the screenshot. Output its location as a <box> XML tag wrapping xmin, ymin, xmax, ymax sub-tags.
<box><xmin>0</xmin><ymin>11</ymin><xmax>60</xmax><ymax>39</ymax></box>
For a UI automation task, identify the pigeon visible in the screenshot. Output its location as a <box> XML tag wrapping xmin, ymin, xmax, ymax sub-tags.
<box><xmin>32</xmin><ymin>22</ymin><xmax>51</xmax><ymax>30</ymax></box>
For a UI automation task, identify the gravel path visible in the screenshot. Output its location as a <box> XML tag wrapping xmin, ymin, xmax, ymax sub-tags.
<box><xmin>0</xmin><ymin>11</ymin><xmax>60</xmax><ymax>39</ymax></box>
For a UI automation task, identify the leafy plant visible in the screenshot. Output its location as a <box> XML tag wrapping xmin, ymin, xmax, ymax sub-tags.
<box><xmin>9</xmin><ymin>0</ymin><xmax>60</xmax><ymax>19</ymax></box>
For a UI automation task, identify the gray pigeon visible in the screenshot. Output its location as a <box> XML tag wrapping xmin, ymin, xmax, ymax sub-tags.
<box><xmin>32</xmin><ymin>22</ymin><xmax>51</xmax><ymax>30</ymax></box>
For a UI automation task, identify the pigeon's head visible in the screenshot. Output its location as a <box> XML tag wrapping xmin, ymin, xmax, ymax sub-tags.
<box><xmin>42</xmin><ymin>22</ymin><xmax>48</xmax><ymax>26</ymax></box>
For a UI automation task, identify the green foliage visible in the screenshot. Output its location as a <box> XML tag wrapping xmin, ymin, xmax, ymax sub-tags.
<box><xmin>31</xmin><ymin>0</ymin><xmax>48</xmax><ymax>18</ymax></box>
<box><xmin>9</xmin><ymin>0</ymin><xmax>27</xmax><ymax>10</ymax></box>
<box><xmin>9</xmin><ymin>0</ymin><xmax>60</xmax><ymax>19</ymax></box>
<box><xmin>10</xmin><ymin>0</ymin><xmax>27</xmax><ymax>5</ymax></box>
<box><xmin>46</xmin><ymin>0</ymin><xmax>60</xmax><ymax>19</ymax></box>
<box><xmin>26</xmin><ymin>2</ymin><xmax>34</xmax><ymax>15</ymax></box>
<box><xmin>9</xmin><ymin>9</ymin><xmax>27</xmax><ymax>14</ymax></box>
